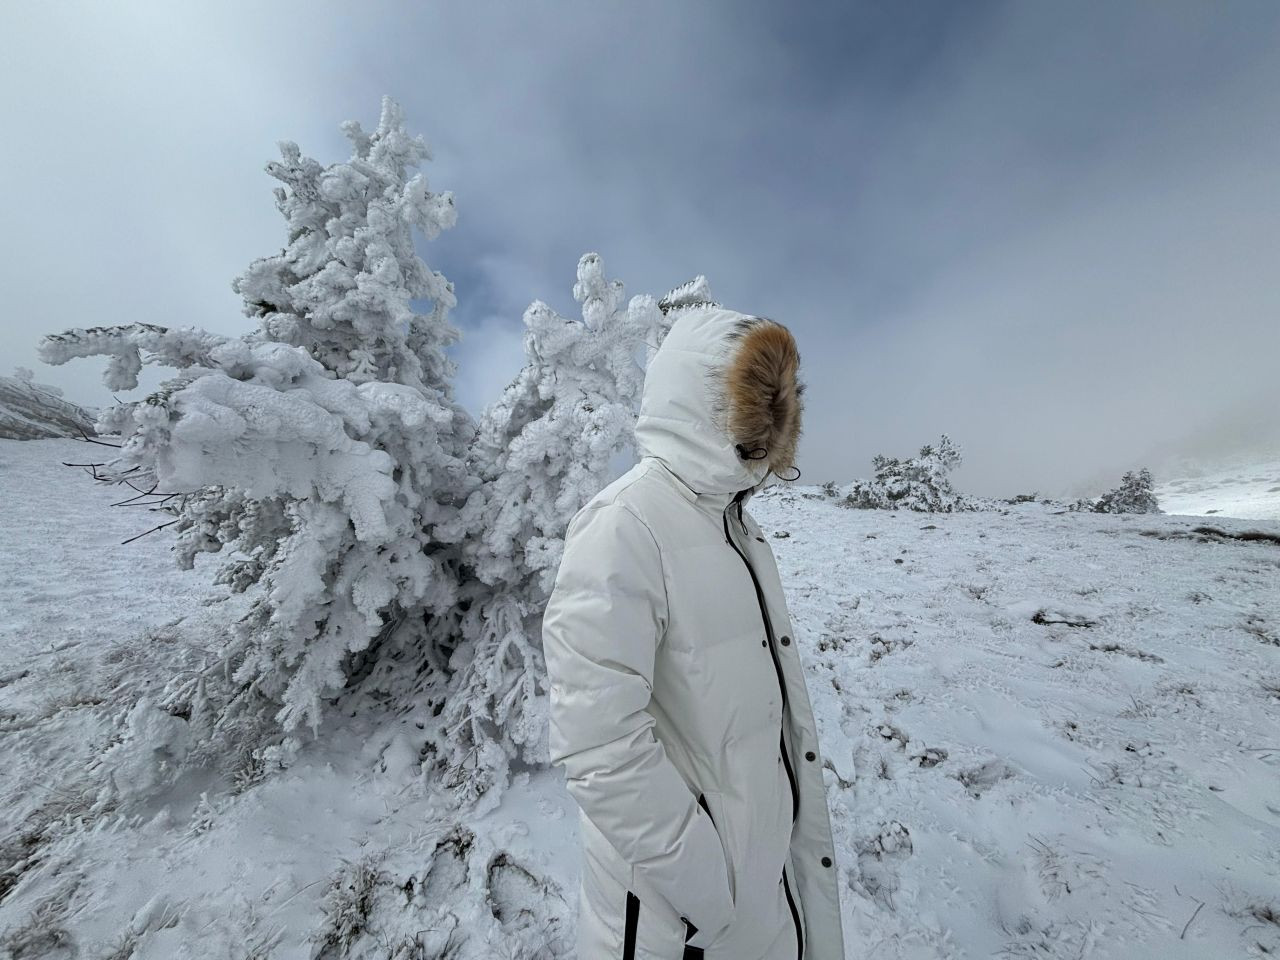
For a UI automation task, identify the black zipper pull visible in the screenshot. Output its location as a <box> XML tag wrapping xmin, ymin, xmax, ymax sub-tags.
<box><xmin>732</xmin><ymin>489</ymin><xmax>749</xmax><ymax>537</ymax></box>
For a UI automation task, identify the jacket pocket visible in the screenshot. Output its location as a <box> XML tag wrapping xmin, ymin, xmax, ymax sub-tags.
<box><xmin>698</xmin><ymin>790</ymin><xmax>736</xmax><ymax>906</ymax></box>
<box><xmin>622</xmin><ymin>890</ymin><xmax>639</xmax><ymax>960</ymax></box>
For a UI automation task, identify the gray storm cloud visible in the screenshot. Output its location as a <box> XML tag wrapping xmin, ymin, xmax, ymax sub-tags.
<box><xmin>3</xmin><ymin>1</ymin><xmax>1276</xmax><ymax>497</ymax></box>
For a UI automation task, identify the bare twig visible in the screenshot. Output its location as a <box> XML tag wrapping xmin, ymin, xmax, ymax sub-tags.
<box><xmin>110</xmin><ymin>485</ymin><xmax>182</xmax><ymax>509</ymax></box>
<box><xmin>62</xmin><ymin>460</ymin><xmax>108</xmax><ymax>481</ymax></box>
<box><xmin>111</xmin><ymin>482</ymin><xmax>160</xmax><ymax>506</ymax></box>
<box><xmin>75</xmin><ymin>424</ymin><xmax>120</xmax><ymax>447</ymax></box>
<box><xmin>1180</xmin><ymin>900</ymin><xmax>1205</xmax><ymax>940</ymax></box>
<box><xmin>268</xmin><ymin>877</ymin><xmax>328</xmax><ymax>915</ymax></box>
<box><xmin>118</xmin><ymin>476</ymin><xmax>184</xmax><ymax>498</ymax></box>
<box><xmin>121</xmin><ymin>519</ymin><xmax>180</xmax><ymax>545</ymax></box>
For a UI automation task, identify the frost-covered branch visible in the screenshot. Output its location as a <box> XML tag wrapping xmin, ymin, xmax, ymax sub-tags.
<box><xmin>39</xmin><ymin>323</ymin><xmax>234</xmax><ymax>392</ymax></box>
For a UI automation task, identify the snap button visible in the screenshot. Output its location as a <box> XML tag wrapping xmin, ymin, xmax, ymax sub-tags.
<box><xmin>761</xmin><ymin>639</ymin><xmax>767</xmax><ymax>647</ymax></box>
<box><xmin>781</xmin><ymin>636</ymin><xmax>791</xmax><ymax>646</ymax></box>
<box><xmin>755</xmin><ymin>536</ymin><xmax>765</xmax><ymax>542</ymax></box>
<box><xmin>821</xmin><ymin>856</ymin><xmax>833</xmax><ymax>868</ymax></box>
<box><xmin>805</xmin><ymin>750</ymin><xmax>816</xmax><ymax>761</ymax></box>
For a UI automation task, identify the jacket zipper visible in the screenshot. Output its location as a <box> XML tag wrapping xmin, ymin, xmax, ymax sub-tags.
<box><xmin>622</xmin><ymin>890</ymin><xmax>639</xmax><ymax>959</ymax></box>
<box><xmin>723</xmin><ymin>491</ymin><xmax>805</xmax><ymax>959</ymax></box>
<box><xmin>722</xmin><ymin>492</ymin><xmax>800</xmax><ymax>825</ymax></box>
<box><xmin>783</xmin><ymin>865</ymin><xmax>805</xmax><ymax>957</ymax></box>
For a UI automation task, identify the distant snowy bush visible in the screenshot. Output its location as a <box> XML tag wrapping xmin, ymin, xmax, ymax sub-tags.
<box><xmin>1092</xmin><ymin>468</ymin><xmax>1161</xmax><ymax>514</ymax></box>
<box><xmin>38</xmin><ymin>98</ymin><xmax>670</xmax><ymax>805</ymax></box>
<box><xmin>841</xmin><ymin>435</ymin><xmax>978</xmax><ymax>512</ymax></box>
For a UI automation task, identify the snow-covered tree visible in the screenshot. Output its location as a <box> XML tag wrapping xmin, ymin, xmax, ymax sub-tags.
<box><xmin>39</xmin><ymin>97</ymin><xmax>706</xmax><ymax>808</ymax></box>
<box><xmin>233</xmin><ymin>98</ymin><xmax>460</xmax><ymax>391</ymax></box>
<box><xmin>425</xmin><ymin>253</ymin><xmax>664</xmax><ymax>802</ymax></box>
<box><xmin>40</xmin><ymin>99</ymin><xmax>479</xmax><ymax>751</ymax></box>
<box><xmin>843</xmin><ymin>434</ymin><xmax>975</xmax><ymax>512</ymax></box>
<box><xmin>1093</xmin><ymin>468</ymin><xmax>1161</xmax><ymax>514</ymax></box>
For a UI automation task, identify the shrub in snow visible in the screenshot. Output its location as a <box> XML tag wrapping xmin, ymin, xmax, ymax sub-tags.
<box><xmin>842</xmin><ymin>435</ymin><xmax>976</xmax><ymax>512</ymax></box>
<box><xmin>314</xmin><ymin>853</ymin><xmax>383</xmax><ymax>956</ymax></box>
<box><xmin>1093</xmin><ymin>468</ymin><xmax>1161</xmax><ymax>514</ymax></box>
<box><xmin>38</xmin><ymin>99</ymin><xmax>670</xmax><ymax>805</ymax></box>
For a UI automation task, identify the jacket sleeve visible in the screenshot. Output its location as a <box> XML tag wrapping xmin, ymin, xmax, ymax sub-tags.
<box><xmin>542</xmin><ymin>500</ymin><xmax>734</xmax><ymax>946</ymax></box>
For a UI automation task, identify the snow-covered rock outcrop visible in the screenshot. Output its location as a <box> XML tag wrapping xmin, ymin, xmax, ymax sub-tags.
<box><xmin>0</xmin><ymin>368</ymin><xmax>97</xmax><ymax>440</ymax></box>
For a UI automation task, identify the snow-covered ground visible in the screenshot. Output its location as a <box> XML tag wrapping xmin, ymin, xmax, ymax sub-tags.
<box><xmin>0</xmin><ymin>440</ymin><xmax>580</xmax><ymax>959</ymax></box>
<box><xmin>1156</xmin><ymin>454</ymin><xmax>1280</xmax><ymax>522</ymax></box>
<box><xmin>757</xmin><ymin>485</ymin><xmax>1280</xmax><ymax>959</ymax></box>
<box><xmin>3</xmin><ymin>439</ymin><xmax>1278</xmax><ymax>958</ymax></box>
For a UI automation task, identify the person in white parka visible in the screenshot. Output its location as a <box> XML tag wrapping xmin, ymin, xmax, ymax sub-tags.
<box><xmin>542</xmin><ymin>304</ymin><xmax>845</xmax><ymax>960</ymax></box>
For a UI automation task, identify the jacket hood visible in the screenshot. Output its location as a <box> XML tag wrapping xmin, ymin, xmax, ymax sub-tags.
<box><xmin>635</xmin><ymin>305</ymin><xmax>804</xmax><ymax>499</ymax></box>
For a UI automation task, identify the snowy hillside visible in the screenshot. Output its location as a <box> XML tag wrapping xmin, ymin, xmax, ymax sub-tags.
<box><xmin>1156</xmin><ymin>454</ymin><xmax>1280</xmax><ymax>522</ymax></box>
<box><xmin>2</xmin><ymin>440</ymin><xmax>1278</xmax><ymax>958</ymax></box>
<box><xmin>0</xmin><ymin>372</ymin><xmax>97</xmax><ymax>440</ymax></box>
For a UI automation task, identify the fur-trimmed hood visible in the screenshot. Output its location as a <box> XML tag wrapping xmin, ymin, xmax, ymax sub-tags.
<box><xmin>635</xmin><ymin>305</ymin><xmax>804</xmax><ymax>498</ymax></box>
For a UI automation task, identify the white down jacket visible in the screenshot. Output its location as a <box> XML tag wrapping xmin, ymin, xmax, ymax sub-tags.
<box><xmin>543</xmin><ymin>305</ymin><xmax>845</xmax><ymax>959</ymax></box>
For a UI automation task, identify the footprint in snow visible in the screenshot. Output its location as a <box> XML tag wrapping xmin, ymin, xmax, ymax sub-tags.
<box><xmin>855</xmin><ymin>821</ymin><xmax>913</xmax><ymax>913</ymax></box>
<box><xmin>908</xmin><ymin>744</ymin><xmax>948</xmax><ymax>769</ymax></box>
<box><xmin>868</xmin><ymin>633</ymin><xmax>913</xmax><ymax>663</ymax></box>
<box><xmin>951</xmin><ymin>759</ymin><xmax>1016</xmax><ymax>798</ymax></box>
<box><xmin>876</xmin><ymin>723</ymin><xmax>909</xmax><ymax>749</ymax></box>
<box><xmin>418</xmin><ymin>829</ymin><xmax>471</xmax><ymax>908</ymax></box>
<box><xmin>403</xmin><ymin>830</ymin><xmax>569</xmax><ymax>955</ymax></box>
<box><xmin>487</xmin><ymin>850</ymin><xmax>569</xmax><ymax>942</ymax></box>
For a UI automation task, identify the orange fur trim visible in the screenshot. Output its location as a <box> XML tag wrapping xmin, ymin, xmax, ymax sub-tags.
<box><xmin>723</xmin><ymin>318</ymin><xmax>804</xmax><ymax>477</ymax></box>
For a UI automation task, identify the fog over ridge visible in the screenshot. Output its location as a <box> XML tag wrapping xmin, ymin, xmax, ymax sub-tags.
<box><xmin>3</xmin><ymin>1</ymin><xmax>1277</xmax><ymax>498</ymax></box>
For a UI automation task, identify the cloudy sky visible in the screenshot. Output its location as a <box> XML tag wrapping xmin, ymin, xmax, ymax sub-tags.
<box><xmin>4</xmin><ymin>1</ymin><xmax>1278</xmax><ymax>495</ymax></box>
